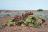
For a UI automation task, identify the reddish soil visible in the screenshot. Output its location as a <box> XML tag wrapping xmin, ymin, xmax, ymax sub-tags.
<box><xmin>0</xmin><ymin>16</ymin><xmax>48</xmax><ymax>32</ymax></box>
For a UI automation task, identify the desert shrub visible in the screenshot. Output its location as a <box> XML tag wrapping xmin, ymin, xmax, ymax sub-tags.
<box><xmin>0</xmin><ymin>24</ymin><xmax>5</xmax><ymax>29</ymax></box>
<box><xmin>37</xmin><ymin>9</ymin><xmax>43</xmax><ymax>12</ymax></box>
<box><xmin>6</xmin><ymin>14</ymin><xmax>11</xmax><ymax>16</ymax></box>
<box><xmin>23</xmin><ymin>15</ymin><xmax>45</xmax><ymax>28</ymax></box>
<box><xmin>6</xmin><ymin>12</ymin><xmax>45</xmax><ymax>28</ymax></box>
<box><xmin>7</xmin><ymin>19</ymin><xmax>15</xmax><ymax>26</ymax></box>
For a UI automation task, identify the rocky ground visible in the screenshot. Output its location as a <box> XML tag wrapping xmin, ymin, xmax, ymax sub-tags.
<box><xmin>0</xmin><ymin>25</ymin><xmax>48</xmax><ymax>32</ymax></box>
<box><xmin>0</xmin><ymin>10</ymin><xmax>48</xmax><ymax>32</ymax></box>
<box><xmin>0</xmin><ymin>16</ymin><xmax>48</xmax><ymax>32</ymax></box>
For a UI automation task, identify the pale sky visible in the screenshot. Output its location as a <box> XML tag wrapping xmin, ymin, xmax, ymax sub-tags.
<box><xmin>0</xmin><ymin>0</ymin><xmax>48</xmax><ymax>10</ymax></box>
